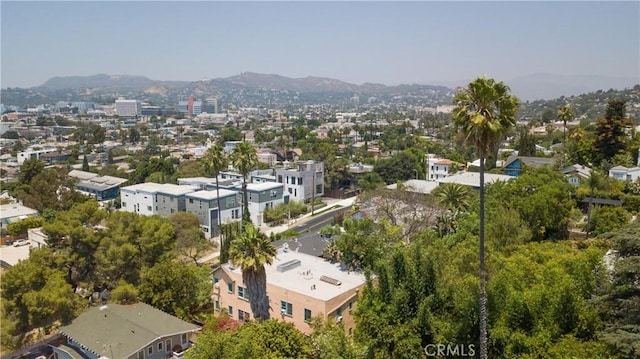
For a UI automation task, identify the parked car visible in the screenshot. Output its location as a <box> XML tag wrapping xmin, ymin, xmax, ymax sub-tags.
<box><xmin>13</xmin><ymin>239</ymin><xmax>29</xmax><ymax>247</ymax></box>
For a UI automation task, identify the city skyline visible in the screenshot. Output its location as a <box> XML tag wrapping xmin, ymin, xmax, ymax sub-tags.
<box><xmin>1</xmin><ymin>1</ymin><xmax>639</xmax><ymax>89</ymax></box>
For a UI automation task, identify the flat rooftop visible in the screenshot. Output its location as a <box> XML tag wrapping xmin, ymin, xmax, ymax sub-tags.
<box><xmin>246</xmin><ymin>182</ymin><xmax>283</xmax><ymax>191</ymax></box>
<box><xmin>121</xmin><ymin>183</ymin><xmax>199</xmax><ymax>196</ymax></box>
<box><xmin>222</xmin><ymin>248</ymin><xmax>366</xmax><ymax>302</ymax></box>
<box><xmin>186</xmin><ymin>189</ymin><xmax>238</xmax><ymax>200</ymax></box>
<box><xmin>436</xmin><ymin>171</ymin><xmax>514</xmax><ymax>188</ymax></box>
<box><xmin>0</xmin><ymin>203</ymin><xmax>39</xmax><ymax>220</ymax></box>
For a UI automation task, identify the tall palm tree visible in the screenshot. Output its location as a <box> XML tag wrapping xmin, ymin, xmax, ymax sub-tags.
<box><xmin>230</xmin><ymin>141</ymin><xmax>258</xmax><ymax>223</ymax></box>
<box><xmin>452</xmin><ymin>76</ymin><xmax>519</xmax><ymax>359</ymax></box>
<box><xmin>557</xmin><ymin>105</ymin><xmax>574</xmax><ymax>168</ymax></box>
<box><xmin>228</xmin><ymin>224</ymin><xmax>276</xmax><ymax>321</ymax></box>
<box><xmin>202</xmin><ymin>143</ymin><xmax>229</xmax><ymax>244</ymax></box>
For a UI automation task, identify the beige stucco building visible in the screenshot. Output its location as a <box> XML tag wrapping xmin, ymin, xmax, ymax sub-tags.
<box><xmin>212</xmin><ymin>247</ymin><xmax>366</xmax><ymax>335</ymax></box>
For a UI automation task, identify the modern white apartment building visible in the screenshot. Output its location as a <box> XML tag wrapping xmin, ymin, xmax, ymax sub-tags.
<box><xmin>243</xmin><ymin>182</ymin><xmax>285</xmax><ymax>226</ymax></box>
<box><xmin>115</xmin><ymin>99</ymin><xmax>142</xmax><ymax>117</ymax></box>
<box><xmin>120</xmin><ymin>183</ymin><xmax>198</xmax><ymax>216</ymax></box>
<box><xmin>184</xmin><ymin>189</ymin><xmax>242</xmax><ymax>238</ymax></box>
<box><xmin>275</xmin><ymin>161</ymin><xmax>324</xmax><ymax>203</ymax></box>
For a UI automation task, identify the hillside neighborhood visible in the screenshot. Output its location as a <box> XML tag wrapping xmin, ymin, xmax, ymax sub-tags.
<box><xmin>0</xmin><ymin>74</ymin><xmax>639</xmax><ymax>359</ymax></box>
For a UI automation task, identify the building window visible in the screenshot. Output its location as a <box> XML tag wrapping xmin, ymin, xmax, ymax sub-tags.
<box><xmin>304</xmin><ymin>308</ymin><xmax>312</xmax><ymax>322</ymax></box>
<box><xmin>280</xmin><ymin>301</ymin><xmax>293</xmax><ymax>317</ymax></box>
<box><xmin>227</xmin><ymin>281</ymin><xmax>234</xmax><ymax>294</ymax></box>
<box><xmin>348</xmin><ymin>301</ymin><xmax>353</xmax><ymax>311</ymax></box>
<box><xmin>147</xmin><ymin>206</ymin><xmax>152</xmax><ymax>211</ymax></box>
<box><xmin>147</xmin><ymin>346</ymin><xmax>153</xmax><ymax>355</ymax></box>
<box><xmin>165</xmin><ymin>339</ymin><xmax>171</xmax><ymax>352</ymax></box>
<box><xmin>215</xmin><ymin>300</ymin><xmax>220</xmax><ymax>310</ymax></box>
<box><xmin>189</xmin><ymin>198</ymin><xmax>194</xmax><ymax>203</ymax></box>
<box><xmin>182</xmin><ymin>333</ymin><xmax>187</xmax><ymax>344</ymax></box>
<box><xmin>288</xmin><ymin>188</ymin><xmax>293</xmax><ymax>194</ymax></box>
<box><xmin>238</xmin><ymin>286</ymin><xmax>249</xmax><ymax>300</ymax></box>
<box><xmin>137</xmin><ymin>351</ymin><xmax>143</xmax><ymax>359</ymax></box>
<box><xmin>228</xmin><ymin>306</ymin><xmax>233</xmax><ymax>316</ymax></box>
<box><xmin>158</xmin><ymin>341</ymin><xmax>163</xmax><ymax>351</ymax></box>
<box><xmin>122</xmin><ymin>202</ymin><xmax>126</xmax><ymax>207</ymax></box>
<box><xmin>278</xmin><ymin>175</ymin><xmax>283</xmax><ymax>183</ymax></box>
<box><xmin>239</xmin><ymin>309</ymin><xmax>250</xmax><ymax>322</ymax></box>
<box><xmin>336</xmin><ymin>306</ymin><xmax>343</xmax><ymax>317</ymax></box>
<box><xmin>298</xmin><ymin>177</ymin><xmax>303</xmax><ymax>185</ymax></box>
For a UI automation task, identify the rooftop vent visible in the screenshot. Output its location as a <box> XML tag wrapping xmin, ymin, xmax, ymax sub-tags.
<box><xmin>320</xmin><ymin>275</ymin><xmax>342</xmax><ymax>286</ymax></box>
<box><xmin>277</xmin><ymin>259</ymin><xmax>301</xmax><ymax>272</ymax></box>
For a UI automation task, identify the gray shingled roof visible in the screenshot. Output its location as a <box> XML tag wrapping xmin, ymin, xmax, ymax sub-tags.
<box><xmin>58</xmin><ymin>303</ymin><xmax>199</xmax><ymax>359</ymax></box>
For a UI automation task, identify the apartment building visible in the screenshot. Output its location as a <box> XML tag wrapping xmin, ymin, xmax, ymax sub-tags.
<box><xmin>212</xmin><ymin>248</ymin><xmax>366</xmax><ymax>335</ymax></box>
<box><xmin>242</xmin><ymin>182</ymin><xmax>285</xmax><ymax>226</ymax></box>
<box><xmin>115</xmin><ymin>99</ymin><xmax>141</xmax><ymax>117</ymax></box>
<box><xmin>275</xmin><ymin>161</ymin><xmax>324</xmax><ymax>203</ymax></box>
<box><xmin>120</xmin><ymin>183</ymin><xmax>198</xmax><ymax>216</ymax></box>
<box><xmin>184</xmin><ymin>189</ymin><xmax>242</xmax><ymax>238</ymax></box>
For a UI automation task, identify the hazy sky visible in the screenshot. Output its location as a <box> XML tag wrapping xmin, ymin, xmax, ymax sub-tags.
<box><xmin>1</xmin><ymin>1</ymin><xmax>639</xmax><ymax>88</ymax></box>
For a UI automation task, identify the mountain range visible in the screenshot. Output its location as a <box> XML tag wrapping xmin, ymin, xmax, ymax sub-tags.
<box><xmin>1</xmin><ymin>72</ymin><xmax>638</xmax><ymax>107</ymax></box>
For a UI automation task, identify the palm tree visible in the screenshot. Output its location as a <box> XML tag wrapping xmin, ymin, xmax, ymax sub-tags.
<box><xmin>557</xmin><ymin>105</ymin><xmax>574</xmax><ymax>167</ymax></box>
<box><xmin>228</xmin><ymin>224</ymin><xmax>276</xmax><ymax>321</ymax></box>
<box><xmin>452</xmin><ymin>76</ymin><xmax>519</xmax><ymax>359</ymax></box>
<box><xmin>230</xmin><ymin>141</ymin><xmax>258</xmax><ymax>223</ymax></box>
<box><xmin>202</xmin><ymin>143</ymin><xmax>229</xmax><ymax>245</ymax></box>
<box><xmin>431</xmin><ymin>182</ymin><xmax>472</xmax><ymax>215</ymax></box>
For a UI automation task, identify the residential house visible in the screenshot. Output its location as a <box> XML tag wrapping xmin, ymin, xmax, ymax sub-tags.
<box><xmin>213</xmin><ymin>248</ymin><xmax>366</xmax><ymax>335</ymax></box>
<box><xmin>0</xmin><ymin>203</ymin><xmax>38</xmax><ymax>232</ymax></box>
<box><xmin>40</xmin><ymin>151</ymin><xmax>72</xmax><ymax>164</ymax></box>
<box><xmin>562</xmin><ymin>164</ymin><xmax>592</xmax><ymax>186</ymax></box>
<box><xmin>17</xmin><ymin>147</ymin><xmax>57</xmax><ymax>164</ymax></box>
<box><xmin>184</xmin><ymin>189</ymin><xmax>242</xmax><ymax>238</ymax></box>
<box><xmin>427</xmin><ymin>158</ymin><xmax>454</xmax><ymax>181</ymax></box>
<box><xmin>275</xmin><ymin>161</ymin><xmax>324</xmax><ymax>203</ymax></box>
<box><xmin>120</xmin><ymin>183</ymin><xmax>198</xmax><ymax>216</ymax></box>
<box><xmin>609</xmin><ymin>166</ymin><xmax>640</xmax><ymax>182</ymax></box>
<box><xmin>437</xmin><ymin>171</ymin><xmax>515</xmax><ymax>190</ymax></box>
<box><xmin>503</xmin><ymin>154</ymin><xmax>555</xmax><ymax>177</ymax></box>
<box><xmin>69</xmin><ymin>170</ymin><xmax>128</xmax><ymax>201</ymax></box>
<box><xmin>54</xmin><ymin>302</ymin><xmax>200</xmax><ymax>359</ymax></box>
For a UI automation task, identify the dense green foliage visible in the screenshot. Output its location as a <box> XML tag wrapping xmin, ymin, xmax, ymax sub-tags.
<box><xmin>0</xmin><ymin>200</ymin><xmax>211</xmax><ymax>351</ymax></box>
<box><xmin>186</xmin><ymin>319</ymin><xmax>313</xmax><ymax>359</ymax></box>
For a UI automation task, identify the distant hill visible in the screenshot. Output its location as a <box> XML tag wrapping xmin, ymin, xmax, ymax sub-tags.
<box><xmin>508</xmin><ymin>73</ymin><xmax>639</xmax><ymax>101</ymax></box>
<box><xmin>429</xmin><ymin>73</ymin><xmax>639</xmax><ymax>101</ymax></box>
<box><xmin>41</xmin><ymin>74</ymin><xmax>188</xmax><ymax>91</ymax></box>
<box><xmin>36</xmin><ymin>72</ymin><xmax>450</xmax><ymax>95</ymax></box>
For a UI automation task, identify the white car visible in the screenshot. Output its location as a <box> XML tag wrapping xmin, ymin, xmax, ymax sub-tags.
<box><xmin>13</xmin><ymin>239</ymin><xmax>29</xmax><ymax>247</ymax></box>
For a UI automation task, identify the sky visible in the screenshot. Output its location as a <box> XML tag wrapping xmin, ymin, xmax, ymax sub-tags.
<box><xmin>1</xmin><ymin>1</ymin><xmax>639</xmax><ymax>88</ymax></box>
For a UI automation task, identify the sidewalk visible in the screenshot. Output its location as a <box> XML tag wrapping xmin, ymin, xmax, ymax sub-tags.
<box><xmin>259</xmin><ymin>196</ymin><xmax>357</xmax><ymax>236</ymax></box>
<box><xmin>197</xmin><ymin>197</ymin><xmax>357</xmax><ymax>263</ymax></box>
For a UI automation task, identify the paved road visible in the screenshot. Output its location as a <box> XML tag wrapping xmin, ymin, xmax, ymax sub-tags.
<box><xmin>199</xmin><ymin>197</ymin><xmax>355</xmax><ymax>263</ymax></box>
